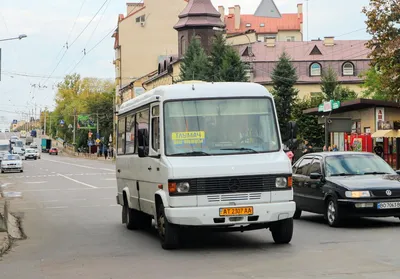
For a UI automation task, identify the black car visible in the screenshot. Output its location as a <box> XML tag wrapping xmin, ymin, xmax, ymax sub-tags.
<box><xmin>292</xmin><ymin>152</ymin><xmax>400</xmax><ymax>227</ymax></box>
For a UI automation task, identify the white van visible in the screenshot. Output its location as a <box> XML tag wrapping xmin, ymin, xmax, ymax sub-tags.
<box><xmin>0</xmin><ymin>140</ymin><xmax>10</xmax><ymax>161</ymax></box>
<box><xmin>115</xmin><ymin>82</ymin><xmax>296</xmax><ymax>250</ymax></box>
<box><xmin>12</xmin><ymin>140</ymin><xmax>26</xmax><ymax>159</ymax></box>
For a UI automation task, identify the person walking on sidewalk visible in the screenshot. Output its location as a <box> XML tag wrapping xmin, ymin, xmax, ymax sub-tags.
<box><xmin>104</xmin><ymin>147</ymin><xmax>108</xmax><ymax>160</ymax></box>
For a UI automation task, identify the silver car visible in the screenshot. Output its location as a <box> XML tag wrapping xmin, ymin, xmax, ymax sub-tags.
<box><xmin>1</xmin><ymin>154</ymin><xmax>23</xmax><ymax>173</ymax></box>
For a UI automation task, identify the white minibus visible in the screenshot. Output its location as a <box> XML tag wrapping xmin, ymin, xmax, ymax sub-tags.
<box><xmin>116</xmin><ymin>82</ymin><xmax>296</xmax><ymax>249</ymax></box>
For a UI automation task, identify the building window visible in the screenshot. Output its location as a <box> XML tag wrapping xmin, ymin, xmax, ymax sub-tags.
<box><xmin>286</xmin><ymin>36</ymin><xmax>295</xmax><ymax>42</ymax></box>
<box><xmin>246</xmin><ymin>23</ymin><xmax>251</xmax><ymax>27</ymax></box>
<box><xmin>260</xmin><ymin>23</ymin><xmax>265</xmax><ymax>27</ymax></box>
<box><xmin>342</xmin><ymin>62</ymin><xmax>355</xmax><ymax>76</ymax></box>
<box><xmin>136</xmin><ymin>15</ymin><xmax>145</xmax><ymax>23</ymax></box>
<box><xmin>310</xmin><ymin>63</ymin><xmax>322</xmax><ymax>76</ymax></box>
<box><xmin>181</xmin><ymin>36</ymin><xmax>186</xmax><ymax>56</ymax></box>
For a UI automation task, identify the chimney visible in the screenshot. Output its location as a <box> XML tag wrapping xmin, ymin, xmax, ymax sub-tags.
<box><xmin>323</xmin><ymin>36</ymin><xmax>335</xmax><ymax>46</ymax></box>
<box><xmin>218</xmin><ymin>6</ymin><xmax>225</xmax><ymax>23</ymax></box>
<box><xmin>234</xmin><ymin>5</ymin><xmax>241</xmax><ymax>30</ymax></box>
<box><xmin>297</xmin><ymin>3</ymin><xmax>303</xmax><ymax>19</ymax></box>
<box><xmin>228</xmin><ymin>7</ymin><xmax>235</xmax><ymax>15</ymax></box>
<box><xmin>266</xmin><ymin>37</ymin><xmax>276</xmax><ymax>47</ymax></box>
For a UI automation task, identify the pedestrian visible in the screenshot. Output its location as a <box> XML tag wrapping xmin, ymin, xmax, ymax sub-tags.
<box><xmin>104</xmin><ymin>147</ymin><xmax>108</xmax><ymax>160</ymax></box>
<box><xmin>332</xmin><ymin>144</ymin><xmax>338</xmax><ymax>151</ymax></box>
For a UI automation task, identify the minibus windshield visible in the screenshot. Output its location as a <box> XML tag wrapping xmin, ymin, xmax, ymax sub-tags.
<box><xmin>164</xmin><ymin>97</ymin><xmax>280</xmax><ymax>156</ymax></box>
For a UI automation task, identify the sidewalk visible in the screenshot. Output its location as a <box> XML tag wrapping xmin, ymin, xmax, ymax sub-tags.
<box><xmin>59</xmin><ymin>150</ymin><xmax>115</xmax><ymax>164</ymax></box>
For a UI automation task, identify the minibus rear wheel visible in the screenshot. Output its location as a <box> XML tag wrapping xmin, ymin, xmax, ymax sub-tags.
<box><xmin>157</xmin><ymin>203</ymin><xmax>180</xmax><ymax>250</ymax></box>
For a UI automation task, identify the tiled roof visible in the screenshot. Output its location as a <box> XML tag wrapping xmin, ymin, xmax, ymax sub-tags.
<box><xmin>238</xmin><ymin>40</ymin><xmax>371</xmax><ymax>84</ymax></box>
<box><xmin>225</xmin><ymin>13</ymin><xmax>302</xmax><ymax>34</ymax></box>
<box><xmin>174</xmin><ymin>0</ymin><xmax>225</xmax><ymax>30</ymax></box>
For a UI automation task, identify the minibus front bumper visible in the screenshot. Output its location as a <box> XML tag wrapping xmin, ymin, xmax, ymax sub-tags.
<box><xmin>164</xmin><ymin>201</ymin><xmax>295</xmax><ymax>227</ymax></box>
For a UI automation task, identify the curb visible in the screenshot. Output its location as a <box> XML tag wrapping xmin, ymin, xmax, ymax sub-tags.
<box><xmin>0</xmin><ymin>232</ymin><xmax>10</xmax><ymax>256</ymax></box>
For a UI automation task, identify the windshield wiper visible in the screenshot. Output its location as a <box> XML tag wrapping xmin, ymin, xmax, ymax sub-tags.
<box><xmin>363</xmin><ymin>171</ymin><xmax>390</xmax><ymax>175</ymax></box>
<box><xmin>220</xmin><ymin>148</ymin><xmax>258</xmax><ymax>153</ymax></box>
<box><xmin>330</xmin><ymin>173</ymin><xmax>360</xmax><ymax>176</ymax></box>
<box><xmin>170</xmin><ymin>151</ymin><xmax>210</xmax><ymax>156</ymax></box>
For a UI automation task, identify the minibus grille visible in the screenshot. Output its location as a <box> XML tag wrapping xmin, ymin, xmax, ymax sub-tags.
<box><xmin>191</xmin><ymin>175</ymin><xmax>279</xmax><ymax>195</ymax></box>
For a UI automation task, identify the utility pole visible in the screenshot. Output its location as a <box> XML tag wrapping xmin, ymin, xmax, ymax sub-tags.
<box><xmin>73</xmin><ymin>108</ymin><xmax>76</xmax><ymax>151</ymax></box>
<box><xmin>49</xmin><ymin>114</ymin><xmax>52</xmax><ymax>138</ymax></box>
<box><xmin>44</xmin><ymin>107</ymin><xmax>47</xmax><ymax>136</ymax></box>
<box><xmin>96</xmin><ymin>112</ymin><xmax>99</xmax><ymax>155</ymax></box>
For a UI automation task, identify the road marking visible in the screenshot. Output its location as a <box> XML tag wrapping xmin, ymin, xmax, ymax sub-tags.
<box><xmin>79</xmin><ymin>205</ymin><xmax>101</xmax><ymax>208</ymax></box>
<box><xmin>24</xmin><ymin>181</ymin><xmax>47</xmax><ymax>184</ymax></box>
<box><xmin>41</xmin><ymin>200</ymin><xmax>59</xmax><ymax>203</ymax></box>
<box><xmin>43</xmin><ymin>158</ymin><xmax>114</xmax><ymax>172</ymax></box>
<box><xmin>19</xmin><ymin>187</ymin><xmax>114</xmax><ymax>192</ymax></box>
<box><xmin>45</xmin><ymin>206</ymin><xmax>68</xmax><ymax>209</ymax></box>
<box><xmin>19</xmin><ymin>207</ymin><xmax>36</xmax><ymax>210</ymax></box>
<box><xmin>71</xmin><ymin>198</ymin><xmax>87</xmax><ymax>201</ymax></box>
<box><xmin>57</xmin><ymin>173</ymin><xmax>98</xmax><ymax>189</ymax></box>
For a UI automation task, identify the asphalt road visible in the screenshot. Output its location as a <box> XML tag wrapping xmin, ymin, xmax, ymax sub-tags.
<box><xmin>1</xmin><ymin>132</ymin><xmax>400</xmax><ymax>278</ymax></box>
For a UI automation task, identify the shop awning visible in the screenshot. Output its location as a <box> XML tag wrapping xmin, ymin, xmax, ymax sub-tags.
<box><xmin>371</xmin><ymin>130</ymin><xmax>400</xmax><ymax>138</ymax></box>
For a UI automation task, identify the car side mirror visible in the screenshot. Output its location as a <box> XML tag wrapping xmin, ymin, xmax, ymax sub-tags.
<box><xmin>396</xmin><ymin>170</ymin><xmax>400</xmax><ymax>175</ymax></box>
<box><xmin>310</xmin><ymin>173</ymin><xmax>322</xmax><ymax>180</ymax></box>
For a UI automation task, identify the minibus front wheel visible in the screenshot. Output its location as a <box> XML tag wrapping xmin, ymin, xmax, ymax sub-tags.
<box><xmin>157</xmin><ymin>203</ymin><xmax>181</xmax><ymax>250</ymax></box>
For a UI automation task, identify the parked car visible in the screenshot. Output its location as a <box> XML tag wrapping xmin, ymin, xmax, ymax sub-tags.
<box><xmin>24</xmin><ymin>148</ymin><xmax>38</xmax><ymax>160</ymax></box>
<box><xmin>49</xmin><ymin>147</ymin><xmax>58</xmax><ymax>155</ymax></box>
<box><xmin>292</xmin><ymin>152</ymin><xmax>400</xmax><ymax>227</ymax></box>
<box><xmin>1</xmin><ymin>154</ymin><xmax>23</xmax><ymax>173</ymax></box>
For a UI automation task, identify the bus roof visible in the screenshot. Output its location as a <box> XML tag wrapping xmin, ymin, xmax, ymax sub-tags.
<box><xmin>118</xmin><ymin>82</ymin><xmax>272</xmax><ymax>116</ymax></box>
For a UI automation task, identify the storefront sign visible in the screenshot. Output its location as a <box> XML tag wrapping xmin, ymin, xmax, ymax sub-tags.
<box><xmin>318</xmin><ymin>100</ymin><xmax>341</xmax><ymax>112</ymax></box>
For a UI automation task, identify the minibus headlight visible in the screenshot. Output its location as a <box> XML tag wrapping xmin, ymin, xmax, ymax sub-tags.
<box><xmin>275</xmin><ymin>177</ymin><xmax>288</xmax><ymax>188</ymax></box>
<box><xmin>176</xmin><ymin>182</ymin><xmax>190</xmax><ymax>193</ymax></box>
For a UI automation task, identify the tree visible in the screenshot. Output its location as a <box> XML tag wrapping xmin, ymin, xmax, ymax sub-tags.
<box><xmin>208</xmin><ymin>33</ymin><xmax>227</xmax><ymax>82</ymax></box>
<box><xmin>179</xmin><ymin>37</ymin><xmax>209</xmax><ymax>81</ymax></box>
<box><xmin>334</xmin><ymin>86</ymin><xmax>358</xmax><ymax>101</ymax></box>
<box><xmin>363</xmin><ymin>0</ymin><xmax>400</xmax><ymax>101</ymax></box>
<box><xmin>219</xmin><ymin>46</ymin><xmax>248</xmax><ymax>82</ymax></box>
<box><xmin>292</xmin><ymin>97</ymin><xmax>324</xmax><ymax>147</ymax></box>
<box><xmin>361</xmin><ymin>67</ymin><xmax>390</xmax><ymax>100</ymax></box>
<box><xmin>320</xmin><ymin>66</ymin><xmax>338</xmax><ymax>100</ymax></box>
<box><xmin>270</xmin><ymin>52</ymin><xmax>299</xmax><ymax>139</ymax></box>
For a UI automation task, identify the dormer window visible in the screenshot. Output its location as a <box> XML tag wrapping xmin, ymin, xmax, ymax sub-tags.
<box><xmin>260</xmin><ymin>23</ymin><xmax>265</xmax><ymax>27</ymax></box>
<box><xmin>310</xmin><ymin>63</ymin><xmax>322</xmax><ymax>76</ymax></box>
<box><xmin>246</xmin><ymin>23</ymin><xmax>251</xmax><ymax>28</ymax></box>
<box><xmin>342</xmin><ymin>62</ymin><xmax>355</xmax><ymax>76</ymax></box>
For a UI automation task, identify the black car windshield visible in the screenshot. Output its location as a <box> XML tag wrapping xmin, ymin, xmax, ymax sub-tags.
<box><xmin>325</xmin><ymin>154</ymin><xmax>396</xmax><ymax>177</ymax></box>
<box><xmin>3</xmin><ymin>154</ymin><xmax>19</xmax><ymax>161</ymax></box>
<box><xmin>164</xmin><ymin>98</ymin><xmax>280</xmax><ymax>156</ymax></box>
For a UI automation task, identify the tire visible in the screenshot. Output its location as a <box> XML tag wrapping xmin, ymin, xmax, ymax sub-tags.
<box><xmin>34</xmin><ymin>157</ymin><xmax>37</xmax><ymax>160</ymax></box>
<box><xmin>270</xmin><ymin>218</ymin><xmax>293</xmax><ymax>244</ymax></box>
<box><xmin>1</xmin><ymin>169</ymin><xmax>4</xmax><ymax>174</ymax></box>
<box><xmin>293</xmin><ymin>208</ymin><xmax>302</xmax><ymax>219</ymax></box>
<box><xmin>125</xmin><ymin>205</ymin><xmax>141</xmax><ymax>230</ymax></box>
<box><xmin>56</xmin><ymin>153</ymin><xmax>58</xmax><ymax>155</ymax></box>
<box><xmin>20</xmin><ymin>170</ymin><xmax>23</xmax><ymax>173</ymax></box>
<box><xmin>325</xmin><ymin>197</ymin><xmax>342</xmax><ymax>227</ymax></box>
<box><xmin>157</xmin><ymin>203</ymin><xmax>180</xmax><ymax>250</ymax></box>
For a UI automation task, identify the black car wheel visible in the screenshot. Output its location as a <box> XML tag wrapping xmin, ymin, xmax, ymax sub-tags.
<box><xmin>270</xmin><ymin>218</ymin><xmax>293</xmax><ymax>244</ymax></box>
<box><xmin>326</xmin><ymin>197</ymin><xmax>342</xmax><ymax>227</ymax></box>
<box><xmin>157</xmin><ymin>203</ymin><xmax>180</xmax><ymax>250</ymax></box>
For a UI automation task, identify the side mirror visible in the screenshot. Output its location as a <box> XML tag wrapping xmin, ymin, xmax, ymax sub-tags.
<box><xmin>310</xmin><ymin>173</ymin><xmax>322</xmax><ymax>180</ymax></box>
<box><xmin>396</xmin><ymin>170</ymin><xmax>400</xmax><ymax>175</ymax></box>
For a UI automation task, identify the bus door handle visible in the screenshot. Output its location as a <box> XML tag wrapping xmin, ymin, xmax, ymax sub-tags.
<box><xmin>148</xmin><ymin>166</ymin><xmax>152</xmax><ymax>171</ymax></box>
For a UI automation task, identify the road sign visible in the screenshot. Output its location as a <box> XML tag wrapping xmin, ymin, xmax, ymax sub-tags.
<box><xmin>96</xmin><ymin>132</ymin><xmax>100</xmax><ymax>139</ymax></box>
<box><xmin>60</xmin><ymin>120</ymin><xmax>65</xmax><ymax>125</ymax></box>
<box><xmin>95</xmin><ymin>139</ymin><xmax>101</xmax><ymax>145</ymax></box>
<box><xmin>68</xmin><ymin>124</ymin><xmax>73</xmax><ymax>129</ymax></box>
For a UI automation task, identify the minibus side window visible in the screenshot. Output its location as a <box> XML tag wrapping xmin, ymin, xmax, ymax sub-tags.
<box><xmin>151</xmin><ymin>105</ymin><xmax>160</xmax><ymax>152</ymax></box>
<box><xmin>136</xmin><ymin>108</ymin><xmax>150</xmax><ymax>156</ymax></box>
<box><xmin>117</xmin><ymin>117</ymin><xmax>126</xmax><ymax>155</ymax></box>
<box><xmin>126</xmin><ymin>114</ymin><xmax>136</xmax><ymax>154</ymax></box>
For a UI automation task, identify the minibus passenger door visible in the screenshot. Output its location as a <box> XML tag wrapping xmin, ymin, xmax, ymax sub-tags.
<box><xmin>137</xmin><ymin>104</ymin><xmax>162</xmax><ymax>216</ymax></box>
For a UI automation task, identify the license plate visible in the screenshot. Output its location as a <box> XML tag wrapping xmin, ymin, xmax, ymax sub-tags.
<box><xmin>219</xmin><ymin>207</ymin><xmax>253</xmax><ymax>216</ymax></box>
<box><xmin>377</xmin><ymin>202</ymin><xmax>400</xmax><ymax>209</ymax></box>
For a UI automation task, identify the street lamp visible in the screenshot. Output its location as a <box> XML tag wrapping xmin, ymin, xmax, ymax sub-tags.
<box><xmin>0</xmin><ymin>34</ymin><xmax>27</xmax><ymax>42</ymax></box>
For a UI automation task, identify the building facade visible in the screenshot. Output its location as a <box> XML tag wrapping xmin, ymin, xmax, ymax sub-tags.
<box><xmin>113</xmin><ymin>0</ymin><xmax>188</xmax><ymax>105</ymax></box>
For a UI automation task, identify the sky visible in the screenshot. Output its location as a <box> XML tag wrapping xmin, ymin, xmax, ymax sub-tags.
<box><xmin>0</xmin><ymin>0</ymin><xmax>371</xmax><ymax>127</ymax></box>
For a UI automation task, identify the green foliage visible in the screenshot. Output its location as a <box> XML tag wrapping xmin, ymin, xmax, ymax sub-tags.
<box><xmin>334</xmin><ymin>86</ymin><xmax>358</xmax><ymax>101</ymax></box>
<box><xmin>361</xmin><ymin>67</ymin><xmax>390</xmax><ymax>100</ymax></box>
<box><xmin>292</xmin><ymin>97</ymin><xmax>324</xmax><ymax>147</ymax></box>
<box><xmin>363</xmin><ymin>0</ymin><xmax>400</xmax><ymax>100</ymax></box>
<box><xmin>179</xmin><ymin>36</ymin><xmax>209</xmax><ymax>81</ymax></box>
<box><xmin>47</xmin><ymin>75</ymin><xmax>114</xmax><ymax>149</ymax></box>
<box><xmin>179</xmin><ymin>33</ymin><xmax>248</xmax><ymax>82</ymax></box>
<box><xmin>320</xmin><ymin>66</ymin><xmax>338</xmax><ymax>100</ymax></box>
<box><xmin>270</xmin><ymin>51</ymin><xmax>299</xmax><ymax>139</ymax></box>
<box><xmin>220</xmin><ymin>46</ymin><xmax>248</xmax><ymax>82</ymax></box>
